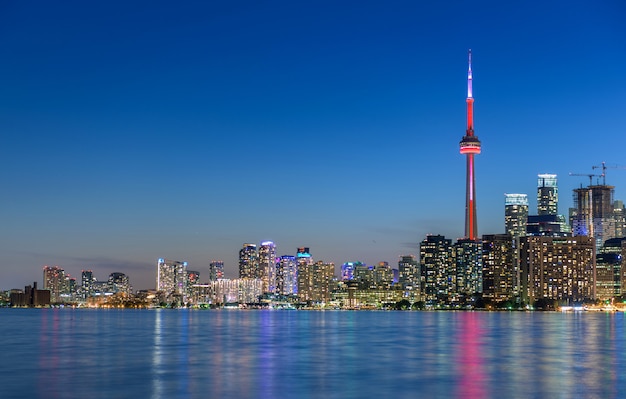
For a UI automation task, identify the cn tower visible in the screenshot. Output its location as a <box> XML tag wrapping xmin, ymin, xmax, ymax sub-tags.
<box><xmin>459</xmin><ymin>49</ymin><xmax>481</xmax><ymax>240</ymax></box>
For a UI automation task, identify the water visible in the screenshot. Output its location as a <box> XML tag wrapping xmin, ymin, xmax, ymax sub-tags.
<box><xmin>0</xmin><ymin>309</ymin><xmax>624</xmax><ymax>399</ymax></box>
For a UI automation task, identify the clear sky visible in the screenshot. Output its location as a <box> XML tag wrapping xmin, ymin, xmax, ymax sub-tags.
<box><xmin>1</xmin><ymin>0</ymin><xmax>625</xmax><ymax>290</ymax></box>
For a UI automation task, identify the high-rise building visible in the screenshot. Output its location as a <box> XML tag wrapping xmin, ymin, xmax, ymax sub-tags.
<box><xmin>482</xmin><ymin>234</ymin><xmax>515</xmax><ymax>301</ymax></box>
<box><xmin>108</xmin><ymin>272</ymin><xmax>131</xmax><ymax>295</ymax></box>
<box><xmin>186</xmin><ymin>270</ymin><xmax>200</xmax><ymax>300</ymax></box>
<box><xmin>505</xmin><ymin>194</ymin><xmax>528</xmax><ymax>238</ymax></box>
<box><xmin>239</xmin><ymin>244</ymin><xmax>259</xmax><ymax>279</ymax></box>
<box><xmin>520</xmin><ymin>236</ymin><xmax>595</xmax><ymax>304</ymax></box>
<box><xmin>572</xmin><ymin>184</ymin><xmax>616</xmax><ymax>249</ymax></box>
<box><xmin>258</xmin><ymin>241</ymin><xmax>277</xmax><ymax>293</ymax></box>
<box><xmin>341</xmin><ymin>262</ymin><xmax>358</xmax><ymax>281</ymax></box>
<box><xmin>208</xmin><ymin>260</ymin><xmax>224</xmax><ymax>281</ymax></box>
<box><xmin>459</xmin><ymin>50</ymin><xmax>481</xmax><ymax>240</ymax></box>
<box><xmin>277</xmin><ymin>255</ymin><xmax>298</xmax><ymax>295</ymax></box>
<box><xmin>537</xmin><ymin>174</ymin><xmax>558</xmax><ymax>216</ymax></box>
<box><xmin>398</xmin><ymin>255</ymin><xmax>420</xmax><ymax>301</ymax></box>
<box><xmin>156</xmin><ymin>258</ymin><xmax>188</xmax><ymax>299</ymax></box>
<box><xmin>455</xmin><ymin>239</ymin><xmax>483</xmax><ymax>296</ymax></box>
<box><xmin>298</xmin><ymin>261</ymin><xmax>334</xmax><ymax>303</ymax></box>
<box><xmin>43</xmin><ymin>265</ymin><xmax>65</xmax><ymax>303</ymax></box>
<box><xmin>420</xmin><ymin>235</ymin><xmax>455</xmax><ymax>303</ymax></box>
<box><xmin>613</xmin><ymin>200</ymin><xmax>626</xmax><ymax>237</ymax></box>
<box><xmin>81</xmin><ymin>270</ymin><xmax>96</xmax><ymax>299</ymax></box>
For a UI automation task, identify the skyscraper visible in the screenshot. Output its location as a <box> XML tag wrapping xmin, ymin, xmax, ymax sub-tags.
<box><xmin>258</xmin><ymin>241</ymin><xmax>277</xmax><ymax>293</ymax></box>
<box><xmin>537</xmin><ymin>174</ymin><xmax>558</xmax><ymax>216</ymax></box>
<box><xmin>455</xmin><ymin>239</ymin><xmax>483</xmax><ymax>296</ymax></box>
<box><xmin>420</xmin><ymin>235</ymin><xmax>454</xmax><ymax>303</ymax></box>
<box><xmin>208</xmin><ymin>260</ymin><xmax>224</xmax><ymax>281</ymax></box>
<box><xmin>277</xmin><ymin>255</ymin><xmax>298</xmax><ymax>295</ymax></box>
<box><xmin>239</xmin><ymin>244</ymin><xmax>259</xmax><ymax>279</ymax></box>
<box><xmin>482</xmin><ymin>234</ymin><xmax>515</xmax><ymax>301</ymax></box>
<box><xmin>297</xmin><ymin>260</ymin><xmax>335</xmax><ymax>303</ymax></box>
<box><xmin>108</xmin><ymin>272</ymin><xmax>131</xmax><ymax>295</ymax></box>
<box><xmin>81</xmin><ymin>270</ymin><xmax>95</xmax><ymax>299</ymax></box>
<box><xmin>156</xmin><ymin>258</ymin><xmax>188</xmax><ymax>299</ymax></box>
<box><xmin>459</xmin><ymin>49</ymin><xmax>481</xmax><ymax>240</ymax></box>
<box><xmin>43</xmin><ymin>265</ymin><xmax>65</xmax><ymax>303</ymax></box>
<box><xmin>504</xmin><ymin>194</ymin><xmax>529</xmax><ymax>238</ymax></box>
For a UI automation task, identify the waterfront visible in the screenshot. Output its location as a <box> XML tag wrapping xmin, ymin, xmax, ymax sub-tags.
<box><xmin>0</xmin><ymin>309</ymin><xmax>624</xmax><ymax>399</ymax></box>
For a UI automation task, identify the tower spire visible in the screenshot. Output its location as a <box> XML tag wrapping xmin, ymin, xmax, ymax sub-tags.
<box><xmin>459</xmin><ymin>49</ymin><xmax>481</xmax><ymax>240</ymax></box>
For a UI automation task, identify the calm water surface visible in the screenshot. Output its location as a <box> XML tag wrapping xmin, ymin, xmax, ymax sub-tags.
<box><xmin>0</xmin><ymin>309</ymin><xmax>624</xmax><ymax>399</ymax></box>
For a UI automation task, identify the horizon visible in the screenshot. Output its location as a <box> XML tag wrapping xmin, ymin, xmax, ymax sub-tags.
<box><xmin>2</xmin><ymin>1</ymin><xmax>625</xmax><ymax>290</ymax></box>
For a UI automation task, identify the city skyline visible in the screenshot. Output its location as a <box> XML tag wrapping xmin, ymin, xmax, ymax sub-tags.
<box><xmin>1</xmin><ymin>1</ymin><xmax>626</xmax><ymax>290</ymax></box>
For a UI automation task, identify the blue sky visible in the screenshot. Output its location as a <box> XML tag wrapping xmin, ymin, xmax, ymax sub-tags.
<box><xmin>1</xmin><ymin>1</ymin><xmax>625</xmax><ymax>290</ymax></box>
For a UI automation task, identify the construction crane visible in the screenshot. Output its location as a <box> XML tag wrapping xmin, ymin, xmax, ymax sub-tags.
<box><xmin>592</xmin><ymin>161</ymin><xmax>626</xmax><ymax>185</ymax></box>
<box><xmin>568</xmin><ymin>172</ymin><xmax>602</xmax><ymax>187</ymax></box>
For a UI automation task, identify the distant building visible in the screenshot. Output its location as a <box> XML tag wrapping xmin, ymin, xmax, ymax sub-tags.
<box><xmin>537</xmin><ymin>174</ymin><xmax>558</xmax><ymax>216</ymax></box>
<box><xmin>455</xmin><ymin>238</ymin><xmax>483</xmax><ymax>296</ymax></box>
<box><xmin>43</xmin><ymin>265</ymin><xmax>65</xmax><ymax>303</ymax></box>
<box><xmin>108</xmin><ymin>272</ymin><xmax>131</xmax><ymax>295</ymax></box>
<box><xmin>276</xmin><ymin>255</ymin><xmax>297</xmax><ymax>295</ymax></box>
<box><xmin>341</xmin><ymin>262</ymin><xmax>357</xmax><ymax>281</ymax></box>
<box><xmin>239</xmin><ymin>244</ymin><xmax>259</xmax><ymax>279</ymax></box>
<box><xmin>208</xmin><ymin>260</ymin><xmax>224</xmax><ymax>281</ymax></box>
<box><xmin>156</xmin><ymin>258</ymin><xmax>188</xmax><ymax>300</ymax></box>
<box><xmin>81</xmin><ymin>270</ymin><xmax>96</xmax><ymax>299</ymax></box>
<box><xmin>10</xmin><ymin>282</ymin><xmax>50</xmax><ymax>307</ymax></box>
<box><xmin>420</xmin><ymin>235</ymin><xmax>454</xmax><ymax>303</ymax></box>
<box><xmin>482</xmin><ymin>234</ymin><xmax>515</xmax><ymax>301</ymax></box>
<box><xmin>572</xmin><ymin>185</ymin><xmax>616</xmax><ymax>249</ymax></box>
<box><xmin>398</xmin><ymin>255</ymin><xmax>419</xmax><ymax>302</ymax></box>
<box><xmin>520</xmin><ymin>236</ymin><xmax>595</xmax><ymax>304</ymax></box>
<box><xmin>505</xmin><ymin>194</ymin><xmax>528</xmax><ymax>238</ymax></box>
<box><xmin>259</xmin><ymin>241</ymin><xmax>277</xmax><ymax>293</ymax></box>
<box><xmin>298</xmin><ymin>261</ymin><xmax>334</xmax><ymax>303</ymax></box>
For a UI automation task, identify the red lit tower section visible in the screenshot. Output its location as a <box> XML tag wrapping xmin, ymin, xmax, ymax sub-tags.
<box><xmin>459</xmin><ymin>50</ymin><xmax>481</xmax><ymax>240</ymax></box>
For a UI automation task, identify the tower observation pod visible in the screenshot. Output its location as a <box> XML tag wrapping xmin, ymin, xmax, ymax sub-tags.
<box><xmin>460</xmin><ymin>49</ymin><xmax>481</xmax><ymax>240</ymax></box>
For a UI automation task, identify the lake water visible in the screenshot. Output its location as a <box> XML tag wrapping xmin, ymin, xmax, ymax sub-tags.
<box><xmin>0</xmin><ymin>309</ymin><xmax>624</xmax><ymax>399</ymax></box>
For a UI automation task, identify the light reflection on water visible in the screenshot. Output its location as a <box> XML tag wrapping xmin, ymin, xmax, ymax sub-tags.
<box><xmin>1</xmin><ymin>309</ymin><xmax>626</xmax><ymax>398</ymax></box>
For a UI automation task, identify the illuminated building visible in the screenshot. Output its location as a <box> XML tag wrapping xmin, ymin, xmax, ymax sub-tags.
<box><xmin>258</xmin><ymin>241</ymin><xmax>277</xmax><ymax>293</ymax></box>
<box><xmin>595</xmin><ymin>253</ymin><xmax>622</xmax><ymax>300</ymax></box>
<box><xmin>277</xmin><ymin>255</ymin><xmax>297</xmax><ymax>295</ymax></box>
<box><xmin>372</xmin><ymin>262</ymin><xmax>394</xmax><ymax>289</ymax></box>
<box><xmin>186</xmin><ymin>270</ymin><xmax>200</xmax><ymax>300</ymax></box>
<box><xmin>614</xmin><ymin>200</ymin><xmax>626</xmax><ymax>237</ymax></box>
<box><xmin>108</xmin><ymin>272</ymin><xmax>131</xmax><ymax>295</ymax></box>
<box><xmin>341</xmin><ymin>261</ymin><xmax>363</xmax><ymax>281</ymax></box>
<box><xmin>420</xmin><ymin>235</ymin><xmax>454</xmax><ymax>303</ymax></box>
<box><xmin>537</xmin><ymin>174</ymin><xmax>558</xmax><ymax>216</ymax></box>
<box><xmin>398</xmin><ymin>255</ymin><xmax>420</xmax><ymax>301</ymax></box>
<box><xmin>238</xmin><ymin>278</ymin><xmax>263</xmax><ymax>303</ymax></box>
<box><xmin>504</xmin><ymin>194</ymin><xmax>528</xmax><ymax>238</ymax></box>
<box><xmin>208</xmin><ymin>260</ymin><xmax>224</xmax><ymax>281</ymax></box>
<box><xmin>81</xmin><ymin>270</ymin><xmax>96</xmax><ymax>299</ymax></box>
<box><xmin>455</xmin><ymin>239</ymin><xmax>483</xmax><ymax>296</ymax></box>
<box><xmin>572</xmin><ymin>184</ymin><xmax>616</xmax><ymax>249</ymax></box>
<box><xmin>520</xmin><ymin>236</ymin><xmax>595</xmax><ymax>304</ymax></box>
<box><xmin>239</xmin><ymin>243</ymin><xmax>259</xmax><ymax>279</ymax></box>
<box><xmin>482</xmin><ymin>234</ymin><xmax>515</xmax><ymax>301</ymax></box>
<box><xmin>459</xmin><ymin>50</ymin><xmax>481</xmax><ymax>241</ymax></box>
<box><xmin>43</xmin><ymin>265</ymin><xmax>65</xmax><ymax>303</ymax></box>
<box><xmin>298</xmin><ymin>260</ymin><xmax>335</xmax><ymax>303</ymax></box>
<box><xmin>156</xmin><ymin>258</ymin><xmax>188</xmax><ymax>299</ymax></box>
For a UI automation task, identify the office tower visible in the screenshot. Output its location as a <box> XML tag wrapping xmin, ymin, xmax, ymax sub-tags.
<box><xmin>258</xmin><ymin>241</ymin><xmax>277</xmax><ymax>293</ymax></box>
<box><xmin>373</xmin><ymin>262</ymin><xmax>394</xmax><ymax>289</ymax></box>
<box><xmin>420</xmin><ymin>235</ymin><xmax>455</xmax><ymax>303</ymax></box>
<box><xmin>277</xmin><ymin>255</ymin><xmax>298</xmax><ymax>295</ymax></box>
<box><xmin>81</xmin><ymin>270</ymin><xmax>95</xmax><ymax>299</ymax></box>
<box><xmin>43</xmin><ymin>265</ymin><xmax>65</xmax><ymax>303</ymax></box>
<box><xmin>595</xmin><ymin>253</ymin><xmax>622</xmax><ymax>300</ymax></box>
<box><xmin>520</xmin><ymin>236</ymin><xmax>595</xmax><ymax>304</ymax></box>
<box><xmin>108</xmin><ymin>272</ymin><xmax>131</xmax><ymax>295</ymax></box>
<box><xmin>298</xmin><ymin>261</ymin><xmax>335</xmax><ymax>303</ymax></box>
<box><xmin>208</xmin><ymin>260</ymin><xmax>224</xmax><ymax>281</ymax></box>
<box><xmin>482</xmin><ymin>234</ymin><xmax>515</xmax><ymax>301</ymax></box>
<box><xmin>459</xmin><ymin>50</ymin><xmax>481</xmax><ymax>240</ymax></box>
<box><xmin>505</xmin><ymin>194</ymin><xmax>528</xmax><ymax>238</ymax></box>
<box><xmin>537</xmin><ymin>174</ymin><xmax>558</xmax><ymax>215</ymax></box>
<box><xmin>239</xmin><ymin>244</ymin><xmax>259</xmax><ymax>279</ymax></box>
<box><xmin>572</xmin><ymin>184</ymin><xmax>616</xmax><ymax>249</ymax></box>
<box><xmin>156</xmin><ymin>258</ymin><xmax>188</xmax><ymax>298</ymax></box>
<box><xmin>238</xmin><ymin>278</ymin><xmax>264</xmax><ymax>303</ymax></box>
<box><xmin>398</xmin><ymin>255</ymin><xmax>419</xmax><ymax>289</ymax></box>
<box><xmin>455</xmin><ymin>239</ymin><xmax>483</xmax><ymax>296</ymax></box>
<box><xmin>186</xmin><ymin>270</ymin><xmax>200</xmax><ymax>300</ymax></box>
<box><xmin>341</xmin><ymin>262</ymin><xmax>358</xmax><ymax>281</ymax></box>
